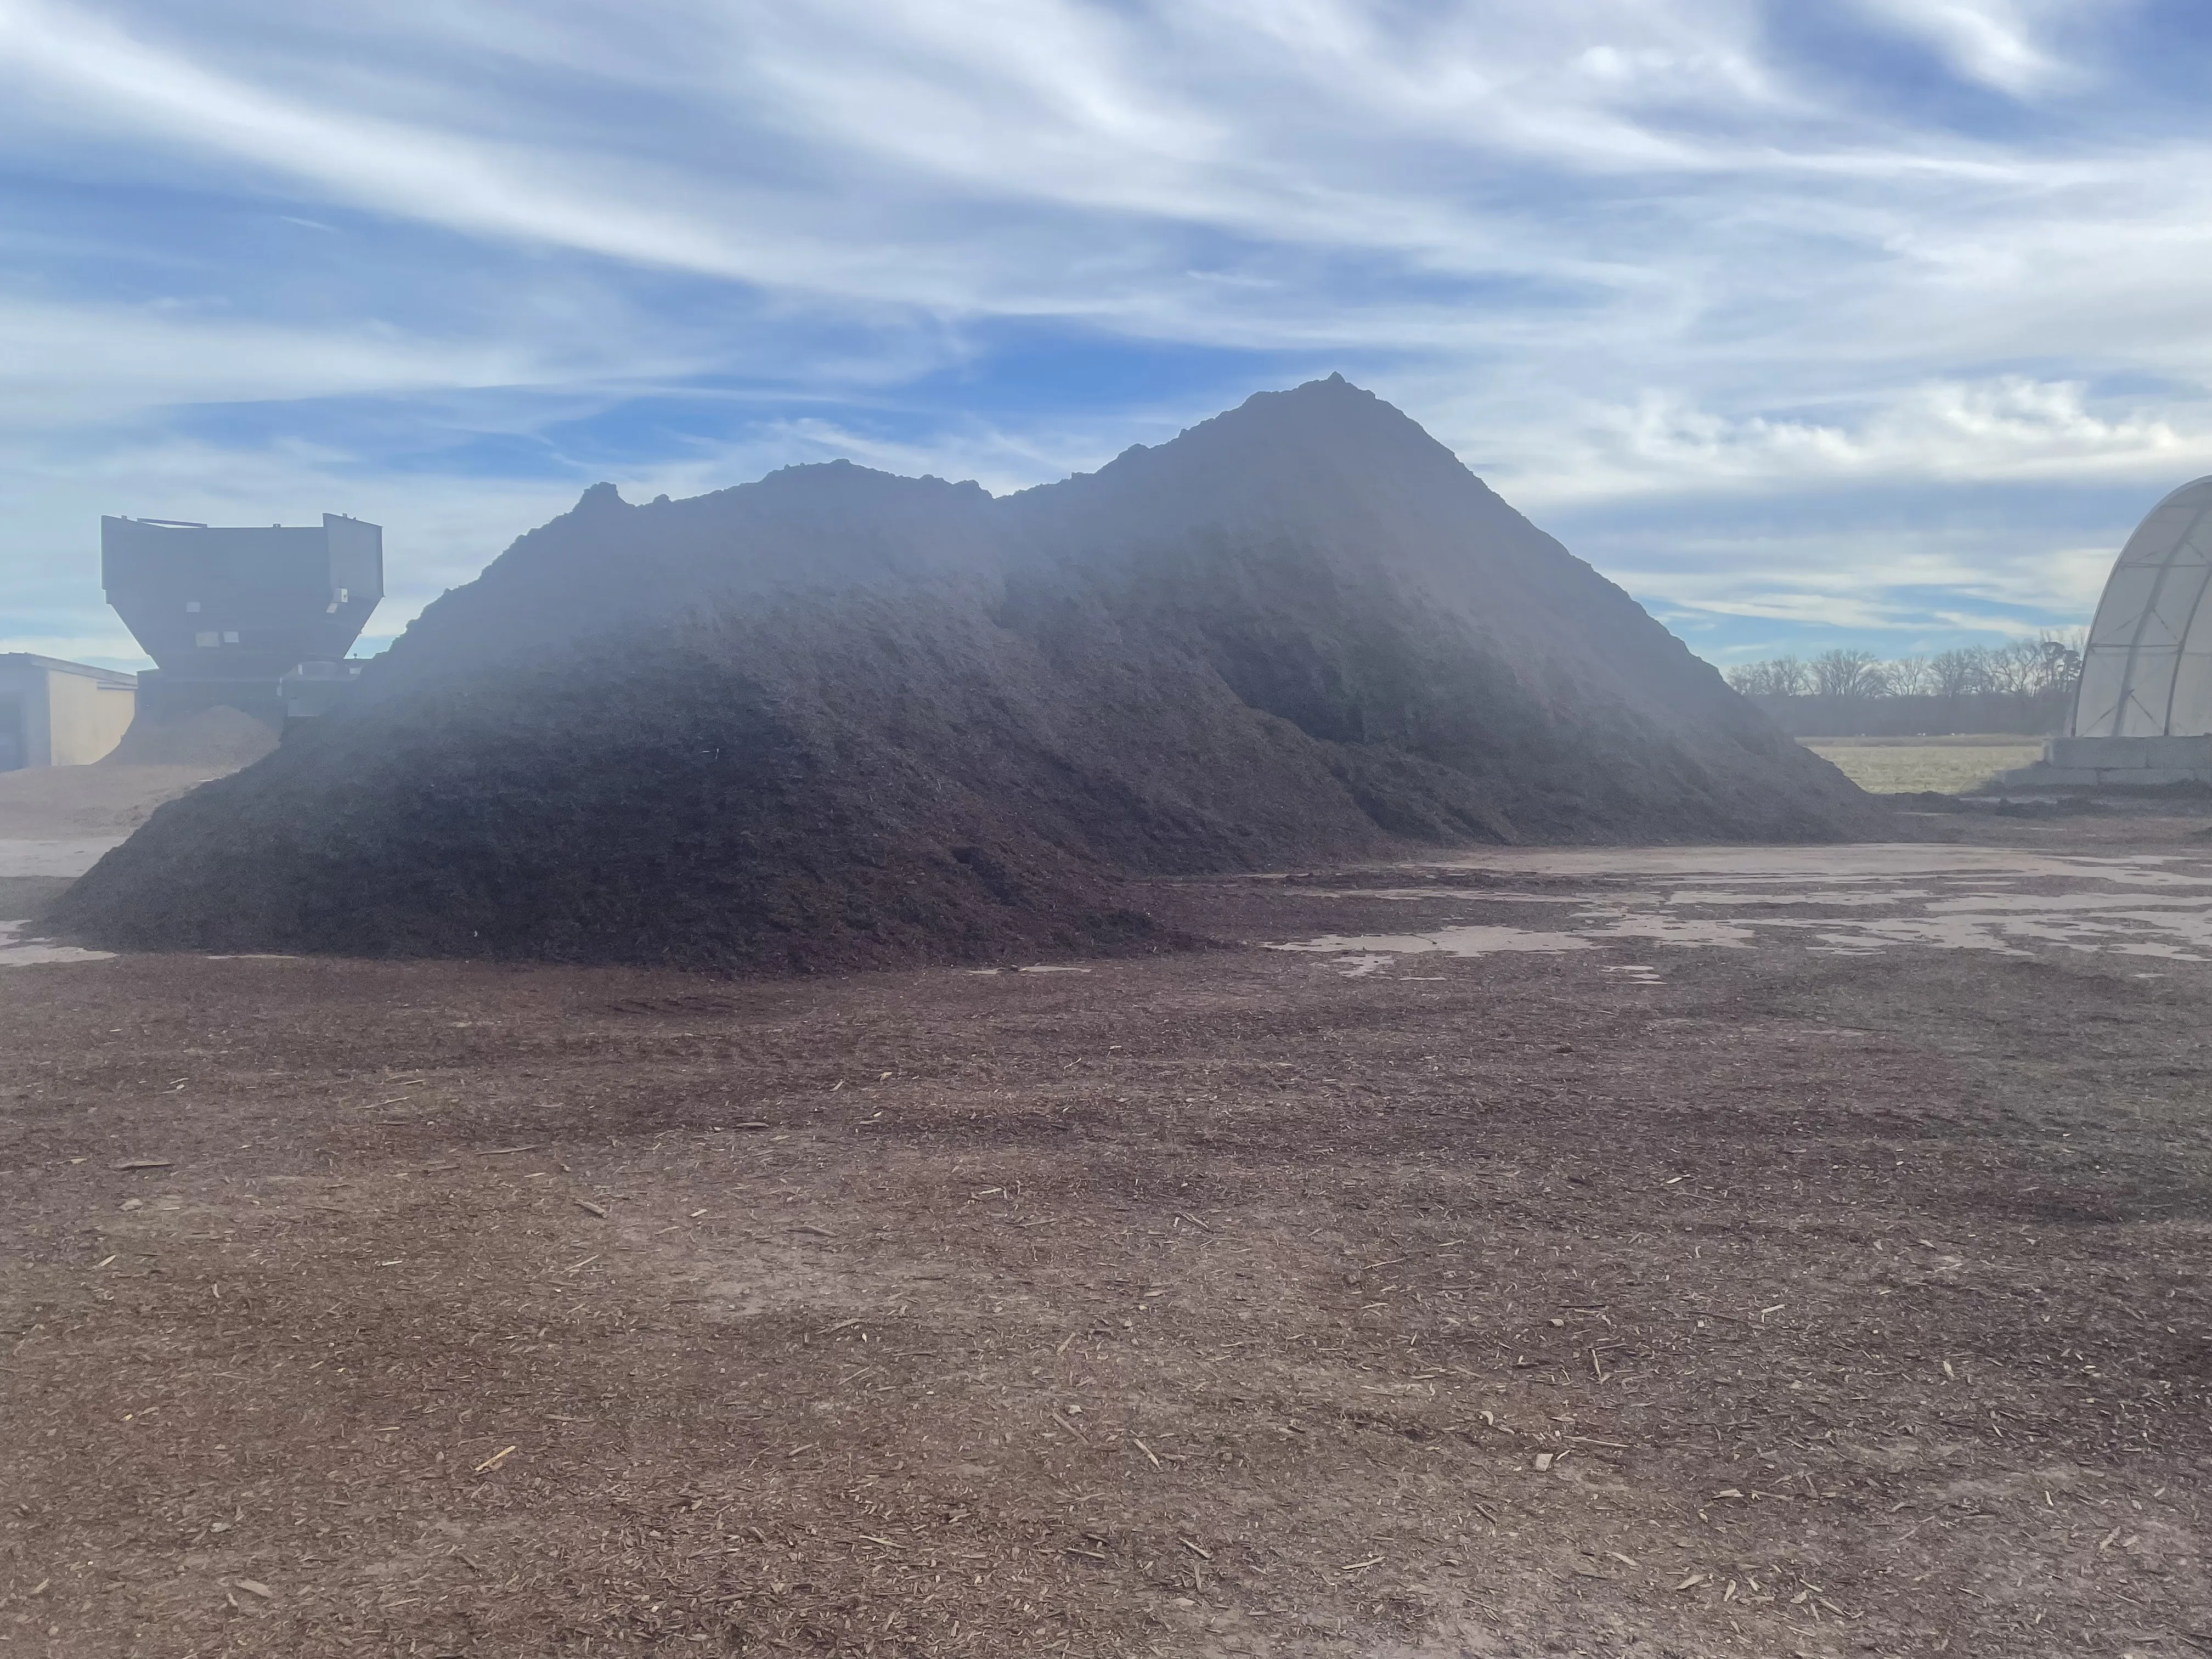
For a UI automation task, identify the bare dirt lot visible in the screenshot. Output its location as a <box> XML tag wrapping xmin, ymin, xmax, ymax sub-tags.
<box><xmin>3</xmin><ymin>822</ymin><xmax>2209</xmax><ymax>1657</ymax></box>
<box><xmin>0</xmin><ymin>765</ymin><xmax>249</xmax><ymax>842</ymax></box>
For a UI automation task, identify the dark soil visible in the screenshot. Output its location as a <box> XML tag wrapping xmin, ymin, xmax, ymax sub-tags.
<box><xmin>3</xmin><ymin>833</ymin><xmax>2207</xmax><ymax>1657</ymax></box>
<box><xmin>53</xmin><ymin>379</ymin><xmax>1880</xmax><ymax>969</ymax></box>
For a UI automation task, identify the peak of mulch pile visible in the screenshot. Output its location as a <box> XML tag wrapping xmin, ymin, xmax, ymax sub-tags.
<box><xmin>53</xmin><ymin>377</ymin><xmax>1878</xmax><ymax>972</ymax></box>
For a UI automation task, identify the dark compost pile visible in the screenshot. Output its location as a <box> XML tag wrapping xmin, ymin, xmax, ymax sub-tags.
<box><xmin>54</xmin><ymin>377</ymin><xmax>1877</xmax><ymax>970</ymax></box>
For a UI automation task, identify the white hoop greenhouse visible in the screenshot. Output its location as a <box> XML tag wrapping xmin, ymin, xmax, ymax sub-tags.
<box><xmin>2072</xmin><ymin>475</ymin><xmax>2212</xmax><ymax>738</ymax></box>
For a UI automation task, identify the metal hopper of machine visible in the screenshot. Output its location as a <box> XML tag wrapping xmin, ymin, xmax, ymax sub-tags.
<box><xmin>101</xmin><ymin>513</ymin><xmax>383</xmax><ymax>730</ymax></box>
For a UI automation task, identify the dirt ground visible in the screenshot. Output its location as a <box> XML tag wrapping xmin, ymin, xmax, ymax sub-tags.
<box><xmin>3</xmin><ymin>819</ymin><xmax>2209</xmax><ymax>1657</ymax></box>
<box><xmin>0</xmin><ymin>764</ymin><xmax>247</xmax><ymax>841</ymax></box>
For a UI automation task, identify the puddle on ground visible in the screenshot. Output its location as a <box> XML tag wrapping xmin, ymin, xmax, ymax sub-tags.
<box><xmin>1282</xmin><ymin>887</ymin><xmax>1594</xmax><ymax>903</ymax></box>
<box><xmin>0</xmin><ymin>920</ymin><xmax>112</xmax><ymax>967</ymax></box>
<box><xmin>1662</xmin><ymin>888</ymin><xmax>1928</xmax><ymax>908</ymax></box>
<box><xmin>1266</xmin><ymin>845</ymin><xmax>2212</xmax><ymax>970</ymax></box>
<box><xmin>1408</xmin><ymin>844</ymin><xmax>2212</xmax><ymax>888</ymax></box>
<box><xmin>1923</xmin><ymin>891</ymin><xmax>2212</xmax><ymax>913</ymax></box>
<box><xmin>1573</xmin><ymin>911</ymin><xmax>1761</xmax><ymax>948</ymax></box>
<box><xmin>1274</xmin><ymin>925</ymin><xmax>1593</xmax><ymax>968</ymax></box>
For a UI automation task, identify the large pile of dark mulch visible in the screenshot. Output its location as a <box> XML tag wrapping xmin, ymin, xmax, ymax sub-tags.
<box><xmin>53</xmin><ymin>377</ymin><xmax>1880</xmax><ymax>971</ymax></box>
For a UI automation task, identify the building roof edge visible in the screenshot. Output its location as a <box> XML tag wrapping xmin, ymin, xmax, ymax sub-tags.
<box><xmin>0</xmin><ymin>652</ymin><xmax>140</xmax><ymax>687</ymax></box>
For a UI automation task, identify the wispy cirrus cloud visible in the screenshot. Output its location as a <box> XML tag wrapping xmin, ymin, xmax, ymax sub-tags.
<box><xmin>0</xmin><ymin>0</ymin><xmax>2205</xmax><ymax>668</ymax></box>
<box><xmin>1852</xmin><ymin>0</ymin><xmax>2123</xmax><ymax>98</ymax></box>
<box><xmin>1502</xmin><ymin>376</ymin><xmax>2211</xmax><ymax>508</ymax></box>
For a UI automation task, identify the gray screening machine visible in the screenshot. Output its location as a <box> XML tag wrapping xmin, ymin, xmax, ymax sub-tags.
<box><xmin>101</xmin><ymin>514</ymin><xmax>383</xmax><ymax>727</ymax></box>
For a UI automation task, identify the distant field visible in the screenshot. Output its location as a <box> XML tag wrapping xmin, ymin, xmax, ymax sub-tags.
<box><xmin>1802</xmin><ymin>736</ymin><xmax>2044</xmax><ymax>795</ymax></box>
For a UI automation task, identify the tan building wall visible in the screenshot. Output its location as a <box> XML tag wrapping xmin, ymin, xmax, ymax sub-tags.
<box><xmin>44</xmin><ymin>669</ymin><xmax>136</xmax><ymax>765</ymax></box>
<box><xmin>0</xmin><ymin>654</ymin><xmax>138</xmax><ymax>769</ymax></box>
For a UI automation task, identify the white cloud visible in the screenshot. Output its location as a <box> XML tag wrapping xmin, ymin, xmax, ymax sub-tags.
<box><xmin>0</xmin><ymin>0</ymin><xmax>2202</xmax><ymax>660</ymax></box>
<box><xmin>0</xmin><ymin>294</ymin><xmax>551</xmax><ymax>426</ymax></box>
<box><xmin>1853</xmin><ymin>0</ymin><xmax>2103</xmax><ymax>98</ymax></box>
<box><xmin>1485</xmin><ymin>376</ymin><xmax>2210</xmax><ymax>508</ymax></box>
<box><xmin>0</xmin><ymin>0</ymin><xmax>793</xmax><ymax>280</ymax></box>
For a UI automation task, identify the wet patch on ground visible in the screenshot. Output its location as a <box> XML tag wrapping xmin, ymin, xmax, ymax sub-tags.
<box><xmin>0</xmin><ymin>919</ymin><xmax>112</xmax><ymax>967</ymax></box>
<box><xmin>1265</xmin><ymin>843</ymin><xmax>2212</xmax><ymax>971</ymax></box>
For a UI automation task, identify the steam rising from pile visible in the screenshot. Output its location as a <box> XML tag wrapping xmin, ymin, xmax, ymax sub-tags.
<box><xmin>55</xmin><ymin>379</ymin><xmax>1874</xmax><ymax>970</ymax></box>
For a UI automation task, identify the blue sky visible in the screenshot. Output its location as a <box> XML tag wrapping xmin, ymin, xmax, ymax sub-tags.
<box><xmin>5</xmin><ymin>0</ymin><xmax>2212</xmax><ymax>669</ymax></box>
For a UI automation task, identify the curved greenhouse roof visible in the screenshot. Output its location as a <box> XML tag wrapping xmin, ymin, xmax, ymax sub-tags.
<box><xmin>2072</xmin><ymin>475</ymin><xmax>2212</xmax><ymax>738</ymax></box>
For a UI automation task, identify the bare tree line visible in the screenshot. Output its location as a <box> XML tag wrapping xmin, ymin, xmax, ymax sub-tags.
<box><xmin>1723</xmin><ymin>632</ymin><xmax>2086</xmax><ymax>736</ymax></box>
